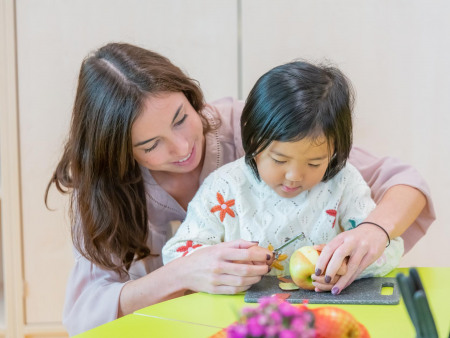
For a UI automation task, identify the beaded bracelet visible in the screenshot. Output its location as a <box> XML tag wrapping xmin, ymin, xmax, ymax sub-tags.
<box><xmin>357</xmin><ymin>221</ymin><xmax>391</xmax><ymax>247</ymax></box>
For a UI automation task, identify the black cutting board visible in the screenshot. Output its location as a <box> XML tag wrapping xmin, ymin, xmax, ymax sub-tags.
<box><xmin>245</xmin><ymin>276</ymin><xmax>400</xmax><ymax>305</ymax></box>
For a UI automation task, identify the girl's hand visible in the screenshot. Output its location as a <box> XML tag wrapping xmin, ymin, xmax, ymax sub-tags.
<box><xmin>181</xmin><ymin>239</ymin><xmax>272</xmax><ymax>294</ymax></box>
<box><xmin>314</xmin><ymin>224</ymin><xmax>387</xmax><ymax>294</ymax></box>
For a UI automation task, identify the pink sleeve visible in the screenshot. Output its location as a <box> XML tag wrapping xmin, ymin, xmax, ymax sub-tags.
<box><xmin>208</xmin><ymin>97</ymin><xmax>245</xmax><ymax>158</ymax></box>
<box><xmin>62</xmin><ymin>249</ymin><xmax>128</xmax><ymax>336</ymax></box>
<box><xmin>231</xmin><ymin>99</ymin><xmax>245</xmax><ymax>158</ymax></box>
<box><xmin>348</xmin><ymin>146</ymin><xmax>436</xmax><ymax>253</ymax></box>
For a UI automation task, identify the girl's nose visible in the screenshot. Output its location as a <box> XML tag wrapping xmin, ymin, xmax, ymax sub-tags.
<box><xmin>285</xmin><ymin>169</ymin><xmax>303</xmax><ymax>182</ymax></box>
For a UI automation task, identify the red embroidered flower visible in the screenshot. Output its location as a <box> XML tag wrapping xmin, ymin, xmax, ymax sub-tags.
<box><xmin>210</xmin><ymin>192</ymin><xmax>235</xmax><ymax>222</ymax></box>
<box><xmin>176</xmin><ymin>240</ymin><xmax>202</xmax><ymax>257</ymax></box>
<box><xmin>326</xmin><ymin>209</ymin><xmax>337</xmax><ymax>228</ymax></box>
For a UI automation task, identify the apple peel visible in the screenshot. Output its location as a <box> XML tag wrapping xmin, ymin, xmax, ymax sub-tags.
<box><xmin>278</xmin><ymin>276</ymin><xmax>294</xmax><ymax>283</ymax></box>
<box><xmin>279</xmin><ymin>282</ymin><xmax>300</xmax><ymax>290</ymax></box>
<box><xmin>273</xmin><ymin>293</ymin><xmax>291</xmax><ymax>300</ymax></box>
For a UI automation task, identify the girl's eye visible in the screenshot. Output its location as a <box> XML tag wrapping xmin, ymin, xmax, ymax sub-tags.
<box><xmin>174</xmin><ymin>114</ymin><xmax>187</xmax><ymax>126</ymax></box>
<box><xmin>309</xmin><ymin>163</ymin><xmax>320</xmax><ymax>168</ymax></box>
<box><xmin>144</xmin><ymin>140</ymin><xmax>159</xmax><ymax>153</ymax></box>
<box><xmin>272</xmin><ymin>158</ymin><xmax>286</xmax><ymax>165</ymax></box>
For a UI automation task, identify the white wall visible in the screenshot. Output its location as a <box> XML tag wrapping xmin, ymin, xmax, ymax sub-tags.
<box><xmin>239</xmin><ymin>0</ymin><xmax>449</xmax><ymax>268</ymax></box>
<box><xmin>13</xmin><ymin>0</ymin><xmax>448</xmax><ymax>325</ymax></box>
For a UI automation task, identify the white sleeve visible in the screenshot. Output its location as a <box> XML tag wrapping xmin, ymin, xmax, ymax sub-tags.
<box><xmin>358</xmin><ymin>237</ymin><xmax>404</xmax><ymax>278</ymax></box>
<box><xmin>63</xmin><ymin>249</ymin><xmax>128</xmax><ymax>336</ymax></box>
<box><xmin>162</xmin><ymin>170</ymin><xmax>232</xmax><ymax>264</ymax></box>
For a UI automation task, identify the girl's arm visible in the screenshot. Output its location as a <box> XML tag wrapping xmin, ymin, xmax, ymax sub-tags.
<box><xmin>161</xmin><ymin>169</ymin><xmax>236</xmax><ymax>264</ymax></box>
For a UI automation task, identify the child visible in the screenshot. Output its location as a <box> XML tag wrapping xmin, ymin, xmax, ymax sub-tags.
<box><xmin>162</xmin><ymin>60</ymin><xmax>403</xmax><ymax>288</ymax></box>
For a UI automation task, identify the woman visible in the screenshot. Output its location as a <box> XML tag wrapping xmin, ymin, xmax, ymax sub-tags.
<box><xmin>46</xmin><ymin>43</ymin><xmax>434</xmax><ymax>336</ymax></box>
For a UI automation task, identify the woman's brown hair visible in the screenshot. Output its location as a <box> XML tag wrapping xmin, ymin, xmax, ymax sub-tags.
<box><xmin>45</xmin><ymin>43</ymin><xmax>207</xmax><ymax>275</ymax></box>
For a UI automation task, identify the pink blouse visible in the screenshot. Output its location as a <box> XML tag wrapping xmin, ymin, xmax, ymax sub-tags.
<box><xmin>62</xmin><ymin>97</ymin><xmax>435</xmax><ymax>336</ymax></box>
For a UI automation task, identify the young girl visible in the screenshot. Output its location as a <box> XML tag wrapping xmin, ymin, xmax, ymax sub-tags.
<box><xmin>162</xmin><ymin>61</ymin><xmax>404</xmax><ymax>289</ymax></box>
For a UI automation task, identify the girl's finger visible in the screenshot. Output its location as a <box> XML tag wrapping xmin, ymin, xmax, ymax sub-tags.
<box><xmin>312</xmin><ymin>273</ymin><xmax>340</xmax><ymax>285</ymax></box>
<box><xmin>336</xmin><ymin>257</ymin><xmax>349</xmax><ymax>276</ymax></box>
<box><xmin>328</xmin><ymin>252</ymin><xmax>368</xmax><ymax>294</ymax></box>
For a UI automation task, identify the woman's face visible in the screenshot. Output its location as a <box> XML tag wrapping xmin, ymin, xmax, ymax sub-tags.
<box><xmin>131</xmin><ymin>92</ymin><xmax>205</xmax><ymax>174</ymax></box>
<box><xmin>255</xmin><ymin>136</ymin><xmax>332</xmax><ymax>198</ymax></box>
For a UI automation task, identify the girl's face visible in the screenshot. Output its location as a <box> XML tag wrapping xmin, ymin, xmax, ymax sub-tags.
<box><xmin>255</xmin><ymin>136</ymin><xmax>332</xmax><ymax>198</ymax></box>
<box><xmin>131</xmin><ymin>92</ymin><xmax>205</xmax><ymax>174</ymax></box>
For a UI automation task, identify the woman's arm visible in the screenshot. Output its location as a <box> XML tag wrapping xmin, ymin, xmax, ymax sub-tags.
<box><xmin>315</xmin><ymin>147</ymin><xmax>434</xmax><ymax>294</ymax></box>
<box><xmin>63</xmin><ymin>252</ymin><xmax>130</xmax><ymax>336</ymax></box>
<box><xmin>364</xmin><ymin>184</ymin><xmax>427</xmax><ymax>239</ymax></box>
<box><xmin>316</xmin><ymin>186</ymin><xmax>425</xmax><ymax>293</ymax></box>
<box><xmin>119</xmin><ymin>240</ymin><xmax>271</xmax><ymax>315</ymax></box>
<box><xmin>124</xmin><ymin>168</ymin><xmax>274</xmax><ymax>321</ymax></box>
<box><xmin>65</xmin><ymin>240</ymin><xmax>270</xmax><ymax>336</ymax></box>
<box><xmin>348</xmin><ymin>146</ymin><xmax>435</xmax><ymax>251</ymax></box>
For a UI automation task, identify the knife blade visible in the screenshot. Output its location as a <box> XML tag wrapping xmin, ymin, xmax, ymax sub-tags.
<box><xmin>273</xmin><ymin>232</ymin><xmax>306</xmax><ymax>258</ymax></box>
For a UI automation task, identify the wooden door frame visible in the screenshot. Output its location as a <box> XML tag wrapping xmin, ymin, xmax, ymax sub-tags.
<box><xmin>0</xmin><ymin>0</ymin><xmax>25</xmax><ymax>337</ymax></box>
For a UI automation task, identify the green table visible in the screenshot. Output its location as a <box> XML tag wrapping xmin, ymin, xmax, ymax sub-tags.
<box><xmin>75</xmin><ymin>314</ymin><xmax>219</xmax><ymax>338</ymax></box>
<box><xmin>76</xmin><ymin>267</ymin><xmax>450</xmax><ymax>337</ymax></box>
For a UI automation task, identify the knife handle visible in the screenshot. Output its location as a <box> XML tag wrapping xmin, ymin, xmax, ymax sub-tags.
<box><xmin>396</xmin><ymin>273</ymin><xmax>421</xmax><ymax>336</ymax></box>
<box><xmin>413</xmin><ymin>290</ymin><xmax>438</xmax><ymax>338</ymax></box>
<box><xmin>409</xmin><ymin>267</ymin><xmax>424</xmax><ymax>292</ymax></box>
<box><xmin>409</xmin><ymin>268</ymin><xmax>438</xmax><ymax>338</ymax></box>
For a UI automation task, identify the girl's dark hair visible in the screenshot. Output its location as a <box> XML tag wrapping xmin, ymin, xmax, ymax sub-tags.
<box><xmin>45</xmin><ymin>42</ymin><xmax>208</xmax><ymax>275</ymax></box>
<box><xmin>241</xmin><ymin>60</ymin><xmax>354</xmax><ymax>182</ymax></box>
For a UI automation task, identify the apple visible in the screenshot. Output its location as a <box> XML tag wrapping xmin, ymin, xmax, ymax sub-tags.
<box><xmin>289</xmin><ymin>245</ymin><xmax>320</xmax><ymax>290</ymax></box>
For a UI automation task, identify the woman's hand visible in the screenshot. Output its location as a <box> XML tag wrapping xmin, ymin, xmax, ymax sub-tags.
<box><xmin>311</xmin><ymin>244</ymin><xmax>347</xmax><ymax>292</ymax></box>
<box><xmin>314</xmin><ymin>224</ymin><xmax>387</xmax><ymax>294</ymax></box>
<box><xmin>180</xmin><ymin>239</ymin><xmax>272</xmax><ymax>294</ymax></box>
<box><xmin>120</xmin><ymin>240</ymin><xmax>270</xmax><ymax>316</ymax></box>
<box><xmin>312</xmin><ymin>255</ymin><xmax>348</xmax><ymax>292</ymax></box>
<box><xmin>233</xmin><ymin>244</ymin><xmax>274</xmax><ymax>267</ymax></box>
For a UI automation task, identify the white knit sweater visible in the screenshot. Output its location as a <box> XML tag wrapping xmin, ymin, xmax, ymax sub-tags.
<box><xmin>162</xmin><ymin>157</ymin><xmax>403</xmax><ymax>278</ymax></box>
